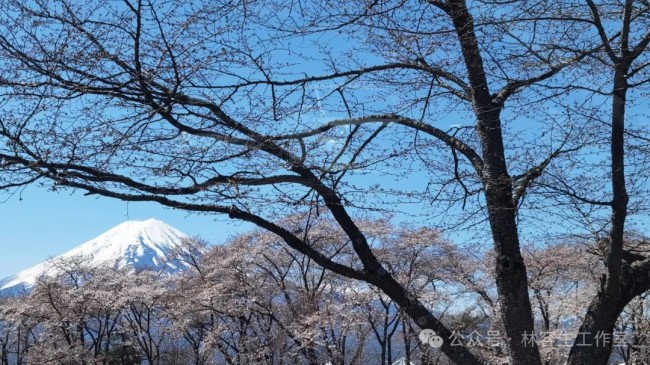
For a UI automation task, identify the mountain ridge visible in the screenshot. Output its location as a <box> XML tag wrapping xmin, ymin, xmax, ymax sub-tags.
<box><xmin>0</xmin><ymin>218</ymin><xmax>190</xmax><ymax>293</ymax></box>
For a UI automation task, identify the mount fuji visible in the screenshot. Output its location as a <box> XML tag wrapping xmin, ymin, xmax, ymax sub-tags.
<box><xmin>0</xmin><ymin>218</ymin><xmax>191</xmax><ymax>293</ymax></box>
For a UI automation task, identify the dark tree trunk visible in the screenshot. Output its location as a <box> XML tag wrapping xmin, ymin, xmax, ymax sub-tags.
<box><xmin>442</xmin><ymin>0</ymin><xmax>542</xmax><ymax>363</ymax></box>
<box><xmin>567</xmin><ymin>40</ymin><xmax>631</xmax><ymax>365</ymax></box>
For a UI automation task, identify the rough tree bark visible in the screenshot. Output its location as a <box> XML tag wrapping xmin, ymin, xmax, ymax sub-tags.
<box><xmin>567</xmin><ymin>0</ymin><xmax>650</xmax><ymax>362</ymax></box>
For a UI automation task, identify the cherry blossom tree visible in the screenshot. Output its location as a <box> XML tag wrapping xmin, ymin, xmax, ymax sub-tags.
<box><xmin>0</xmin><ymin>0</ymin><xmax>648</xmax><ymax>364</ymax></box>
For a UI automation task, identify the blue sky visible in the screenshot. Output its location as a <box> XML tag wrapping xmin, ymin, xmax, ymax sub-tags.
<box><xmin>1</xmin><ymin>1</ymin><xmax>648</xmax><ymax>283</ymax></box>
<box><xmin>0</xmin><ymin>186</ymin><xmax>250</xmax><ymax>278</ymax></box>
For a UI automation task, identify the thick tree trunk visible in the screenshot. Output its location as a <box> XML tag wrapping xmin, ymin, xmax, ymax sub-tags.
<box><xmin>565</xmin><ymin>261</ymin><xmax>650</xmax><ymax>365</ymax></box>
<box><xmin>567</xmin><ymin>65</ymin><xmax>629</xmax><ymax>365</ymax></box>
<box><xmin>482</xmin><ymin>162</ymin><xmax>541</xmax><ymax>365</ymax></box>
<box><xmin>444</xmin><ymin>0</ymin><xmax>542</xmax><ymax>362</ymax></box>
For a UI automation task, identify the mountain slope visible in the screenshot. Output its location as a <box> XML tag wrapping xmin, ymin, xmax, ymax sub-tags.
<box><xmin>0</xmin><ymin>219</ymin><xmax>190</xmax><ymax>292</ymax></box>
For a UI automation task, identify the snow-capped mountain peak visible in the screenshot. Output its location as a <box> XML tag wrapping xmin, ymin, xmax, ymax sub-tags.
<box><xmin>63</xmin><ymin>218</ymin><xmax>189</xmax><ymax>267</ymax></box>
<box><xmin>0</xmin><ymin>218</ymin><xmax>191</xmax><ymax>293</ymax></box>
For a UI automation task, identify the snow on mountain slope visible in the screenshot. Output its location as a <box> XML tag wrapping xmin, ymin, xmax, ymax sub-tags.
<box><xmin>0</xmin><ymin>219</ymin><xmax>191</xmax><ymax>292</ymax></box>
